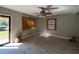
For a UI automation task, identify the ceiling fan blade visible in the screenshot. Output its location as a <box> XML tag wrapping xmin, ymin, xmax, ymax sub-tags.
<box><xmin>48</xmin><ymin>7</ymin><xmax>58</xmax><ymax>9</ymax></box>
<box><xmin>38</xmin><ymin>7</ymin><xmax>48</xmax><ymax>10</ymax></box>
<box><xmin>38</xmin><ymin>6</ymin><xmax>58</xmax><ymax>11</ymax></box>
<box><xmin>47</xmin><ymin>5</ymin><xmax>52</xmax><ymax>8</ymax></box>
<box><xmin>45</xmin><ymin>12</ymin><xmax>52</xmax><ymax>14</ymax></box>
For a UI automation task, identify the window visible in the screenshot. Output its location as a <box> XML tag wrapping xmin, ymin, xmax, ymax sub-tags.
<box><xmin>47</xmin><ymin>18</ymin><xmax>56</xmax><ymax>30</ymax></box>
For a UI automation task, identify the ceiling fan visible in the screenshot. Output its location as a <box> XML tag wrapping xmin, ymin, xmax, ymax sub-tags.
<box><xmin>34</xmin><ymin>5</ymin><xmax>58</xmax><ymax>17</ymax></box>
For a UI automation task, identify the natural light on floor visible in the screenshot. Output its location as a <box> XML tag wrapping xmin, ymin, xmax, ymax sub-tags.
<box><xmin>0</xmin><ymin>43</ymin><xmax>23</xmax><ymax>49</ymax></box>
<box><xmin>40</xmin><ymin>32</ymin><xmax>50</xmax><ymax>37</ymax></box>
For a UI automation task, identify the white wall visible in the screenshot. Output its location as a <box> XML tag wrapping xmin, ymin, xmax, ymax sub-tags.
<box><xmin>37</xmin><ymin>14</ymin><xmax>79</xmax><ymax>39</ymax></box>
<box><xmin>0</xmin><ymin>6</ymin><xmax>79</xmax><ymax>41</ymax></box>
<box><xmin>0</xmin><ymin>7</ymin><xmax>37</xmax><ymax>42</ymax></box>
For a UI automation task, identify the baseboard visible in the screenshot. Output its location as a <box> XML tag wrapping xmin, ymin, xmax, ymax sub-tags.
<box><xmin>51</xmin><ymin>35</ymin><xmax>70</xmax><ymax>40</ymax></box>
<box><xmin>22</xmin><ymin>32</ymin><xmax>37</xmax><ymax>39</ymax></box>
<box><xmin>22</xmin><ymin>35</ymin><xmax>32</xmax><ymax>39</ymax></box>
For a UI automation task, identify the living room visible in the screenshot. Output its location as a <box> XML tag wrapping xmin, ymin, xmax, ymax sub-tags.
<box><xmin>0</xmin><ymin>5</ymin><xmax>79</xmax><ymax>54</ymax></box>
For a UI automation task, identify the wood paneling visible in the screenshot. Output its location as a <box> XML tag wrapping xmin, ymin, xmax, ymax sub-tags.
<box><xmin>22</xmin><ymin>17</ymin><xmax>36</xmax><ymax>30</ymax></box>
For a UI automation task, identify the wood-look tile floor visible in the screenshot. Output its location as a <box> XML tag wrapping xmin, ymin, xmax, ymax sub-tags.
<box><xmin>0</xmin><ymin>35</ymin><xmax>79</xmax><ymax>54</ymax></box>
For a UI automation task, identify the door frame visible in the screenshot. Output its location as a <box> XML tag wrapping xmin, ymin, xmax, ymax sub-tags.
<box><xmin>0</xmin><ymin>15</ymin><xmax>11</xmax><ymax>46</ymax></box>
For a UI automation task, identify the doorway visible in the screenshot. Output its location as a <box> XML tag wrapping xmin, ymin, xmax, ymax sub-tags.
<box><xmin>0</xmin><ymin>15</ymin><xmax>11</xmax><ymax>46</ymax></box>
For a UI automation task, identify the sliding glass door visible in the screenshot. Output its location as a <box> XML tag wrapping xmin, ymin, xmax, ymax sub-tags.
<box><xmin>0</xmin><ymin>15</ymin><xmax>10</xmax><ymax>45</ymax></box>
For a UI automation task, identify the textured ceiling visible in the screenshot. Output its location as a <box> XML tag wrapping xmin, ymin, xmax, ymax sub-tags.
<box><xmin>1</xmin><ymin>5</ymin><xmax>79</xmax><ymax>16</ymax></box>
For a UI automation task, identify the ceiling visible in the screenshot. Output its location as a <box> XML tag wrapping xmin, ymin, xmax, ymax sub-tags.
<box><xmin>1</xmin><ymin>5</ymin><xmax>79</xmax><ymax>16</ymax></box>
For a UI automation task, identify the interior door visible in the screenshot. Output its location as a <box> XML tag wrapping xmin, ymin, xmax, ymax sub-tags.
<box><xmin>0</xmin><ymin>15</ymin><xmax>11</xmax><ymax>46</ymax></box>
